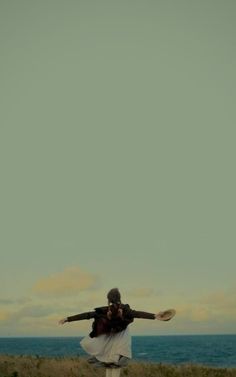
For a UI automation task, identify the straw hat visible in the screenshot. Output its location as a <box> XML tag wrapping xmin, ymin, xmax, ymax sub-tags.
<box><xmin>156</xmin><ymin>309</ymin><xmax>176</xmax><ymax>321</ymax></box>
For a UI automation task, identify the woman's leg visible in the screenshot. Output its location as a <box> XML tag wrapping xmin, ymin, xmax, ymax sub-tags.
<box><xmin>105</xmin><ymin>368</ymin><xmax>112</xmax><ymax>377</ymax></box>
<box><xmin>111</xmin><ymin>368</ymin><xmax>121</xmax><ymax>377</ymax></box>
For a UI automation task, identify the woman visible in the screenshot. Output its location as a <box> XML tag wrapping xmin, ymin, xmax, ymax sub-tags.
<box><xmin>59</xmin><ymin>288</ymin><xmax>175</xmax><ymax>377</ymax></box>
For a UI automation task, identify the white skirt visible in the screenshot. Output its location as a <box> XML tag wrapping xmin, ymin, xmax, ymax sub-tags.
<box><xmin>80</xmin><ymin>327</ymin><xmax>132</xmax><ymax>364</ymax></box>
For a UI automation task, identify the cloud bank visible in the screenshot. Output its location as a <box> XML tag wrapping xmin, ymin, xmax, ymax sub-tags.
<box><xmin>32</xmin><ymin>266</ymin><xmax>99</xmax><ymax>297</ymax></box>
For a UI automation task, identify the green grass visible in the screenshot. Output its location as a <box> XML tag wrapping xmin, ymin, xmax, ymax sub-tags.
<box><xmin>0</xmin><ymin>355</ymin><xmax>235</xmax><ymax>377</ymax></box>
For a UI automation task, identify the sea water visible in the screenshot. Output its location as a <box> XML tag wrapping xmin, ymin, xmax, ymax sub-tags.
<box><xmin>0</xmin><ymin>335</ymin><xmax>235</xmax><ymax>368</ymax></box>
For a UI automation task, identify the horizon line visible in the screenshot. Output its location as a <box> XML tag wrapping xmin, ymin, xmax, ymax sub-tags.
<box><xmin>1</xmin><ymin>333</ymin><xmax>236</xmax><ymax>338</ymax></box>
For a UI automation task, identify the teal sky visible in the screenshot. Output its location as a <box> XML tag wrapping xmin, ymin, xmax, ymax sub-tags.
<box><xmin>0</xmin><ymin>0</ymin><xmax>235</xmax><ymax>336</ymax></box>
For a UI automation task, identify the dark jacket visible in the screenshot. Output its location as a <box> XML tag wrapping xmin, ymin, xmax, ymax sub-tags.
<box><xmin>67</xmin><ymin>304</ymin><xmax>155</xmax><ymax>337</ymax></box>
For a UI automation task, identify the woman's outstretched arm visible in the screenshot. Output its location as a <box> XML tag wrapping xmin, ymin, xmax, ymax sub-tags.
<box><xmin>129</xmin><ymin>309</ymin><xmax>169</xmax><ymax>320</ymax></box>
<box><xmin>130</xmin><ymin>309</ymin><xmax>156</xmax><ymax>319</ymax></box>
<box><xmin>58</xmin><ymin>311</ymin><xmax>96</xmax><ymax>325</ymax></box>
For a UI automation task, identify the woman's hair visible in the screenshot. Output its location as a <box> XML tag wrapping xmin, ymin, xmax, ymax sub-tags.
<box><xmin>106</xmin><ymin>288</ymin><xmax>123</xmax><ymax>320</ymax></box>
<box><xmin>107</xmin><ymin>288</ymin><xmax>121</xmax><ymax>304</ymax></box>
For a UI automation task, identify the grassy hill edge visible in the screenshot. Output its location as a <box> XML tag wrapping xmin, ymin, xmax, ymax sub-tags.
<box><xmin>0</xmin><ymin>355</ymin><xmax>235</xmax><ymax>377</ymax></box>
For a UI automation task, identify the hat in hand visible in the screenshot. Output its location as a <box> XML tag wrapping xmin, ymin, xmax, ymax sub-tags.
<box><xmin>156</xmin><ymin>309</ymin><xmax>176</xmax><ymax>321</ymax></box>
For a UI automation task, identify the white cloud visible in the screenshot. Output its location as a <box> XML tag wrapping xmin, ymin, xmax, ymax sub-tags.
<box><xmin>0</xmin><ymin>297</ymin><xmax>32</xmax><ymax>305</ymax></box>
<box><xmin>127</xmin><ymin>288</ymin><xmax>157</xmax><ymax>298</ymax></box>
<box><xmin>32</xmin><ymin>266</ymin><xmax>99</xmax><ymax>297</ymax></box>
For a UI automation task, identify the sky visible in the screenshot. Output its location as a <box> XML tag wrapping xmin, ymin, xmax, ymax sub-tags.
<box><xmin>0</xmin><ymin>0</ymin><xmax>235</xmax><ymax>337</ymax></box>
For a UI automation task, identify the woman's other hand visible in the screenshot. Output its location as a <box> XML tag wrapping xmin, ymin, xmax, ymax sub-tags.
<box><xmin>155</xmin><ymin>309</ymin><xmax>176</xmax><ymax>321</ymax></box>
<box><xmin>58</xmin><ymin>317</ymin><xmax>68</xmax><ymax>325</ymax></box>
<box><xmin>155</xmin><ymin>311</ymin><xmax>165</xmax><ymax>320</ymax></box>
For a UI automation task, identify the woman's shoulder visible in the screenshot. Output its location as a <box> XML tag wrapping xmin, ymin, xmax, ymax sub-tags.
<box><xmin>93</xmin><ymin>304</ymin><xmax>131</xmax><ymax>313</ymax></box>
<box><xmin>94</xmin><ymin>306</ymin><xmax>108</xmax><ymax>314</ymax></box>
<box><xmin>121</xmin><ymin>303</ymin><xmax>131</xmax><ymax>310</ymax></box>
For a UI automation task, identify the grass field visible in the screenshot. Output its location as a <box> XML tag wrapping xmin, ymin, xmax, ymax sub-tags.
<box><xmin>0</xmin><ymin>355</ymin><xmax>236</xmax><ymax>377</ymax></box>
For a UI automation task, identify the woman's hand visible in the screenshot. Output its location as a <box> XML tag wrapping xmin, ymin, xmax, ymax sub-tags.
<box><xmin>58</xmin><ymin>317</ymin><xmax>68</xmax><ymax>325</ymax></box>
<box><xmin>155</xmin><ymin>309</ymin><xmax>176</xmax><ymax>321</ymax></box>
<box><xmin>155</xmin><ymin>311</ymin><xmax>165</xmax><ymax>320</ymax></box>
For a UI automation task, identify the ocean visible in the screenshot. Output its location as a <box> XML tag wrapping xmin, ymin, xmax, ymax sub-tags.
<box><xmin>0</xmin><ymin>335</ymin><xmax>236</xmax><ymax>368</ymax></box>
